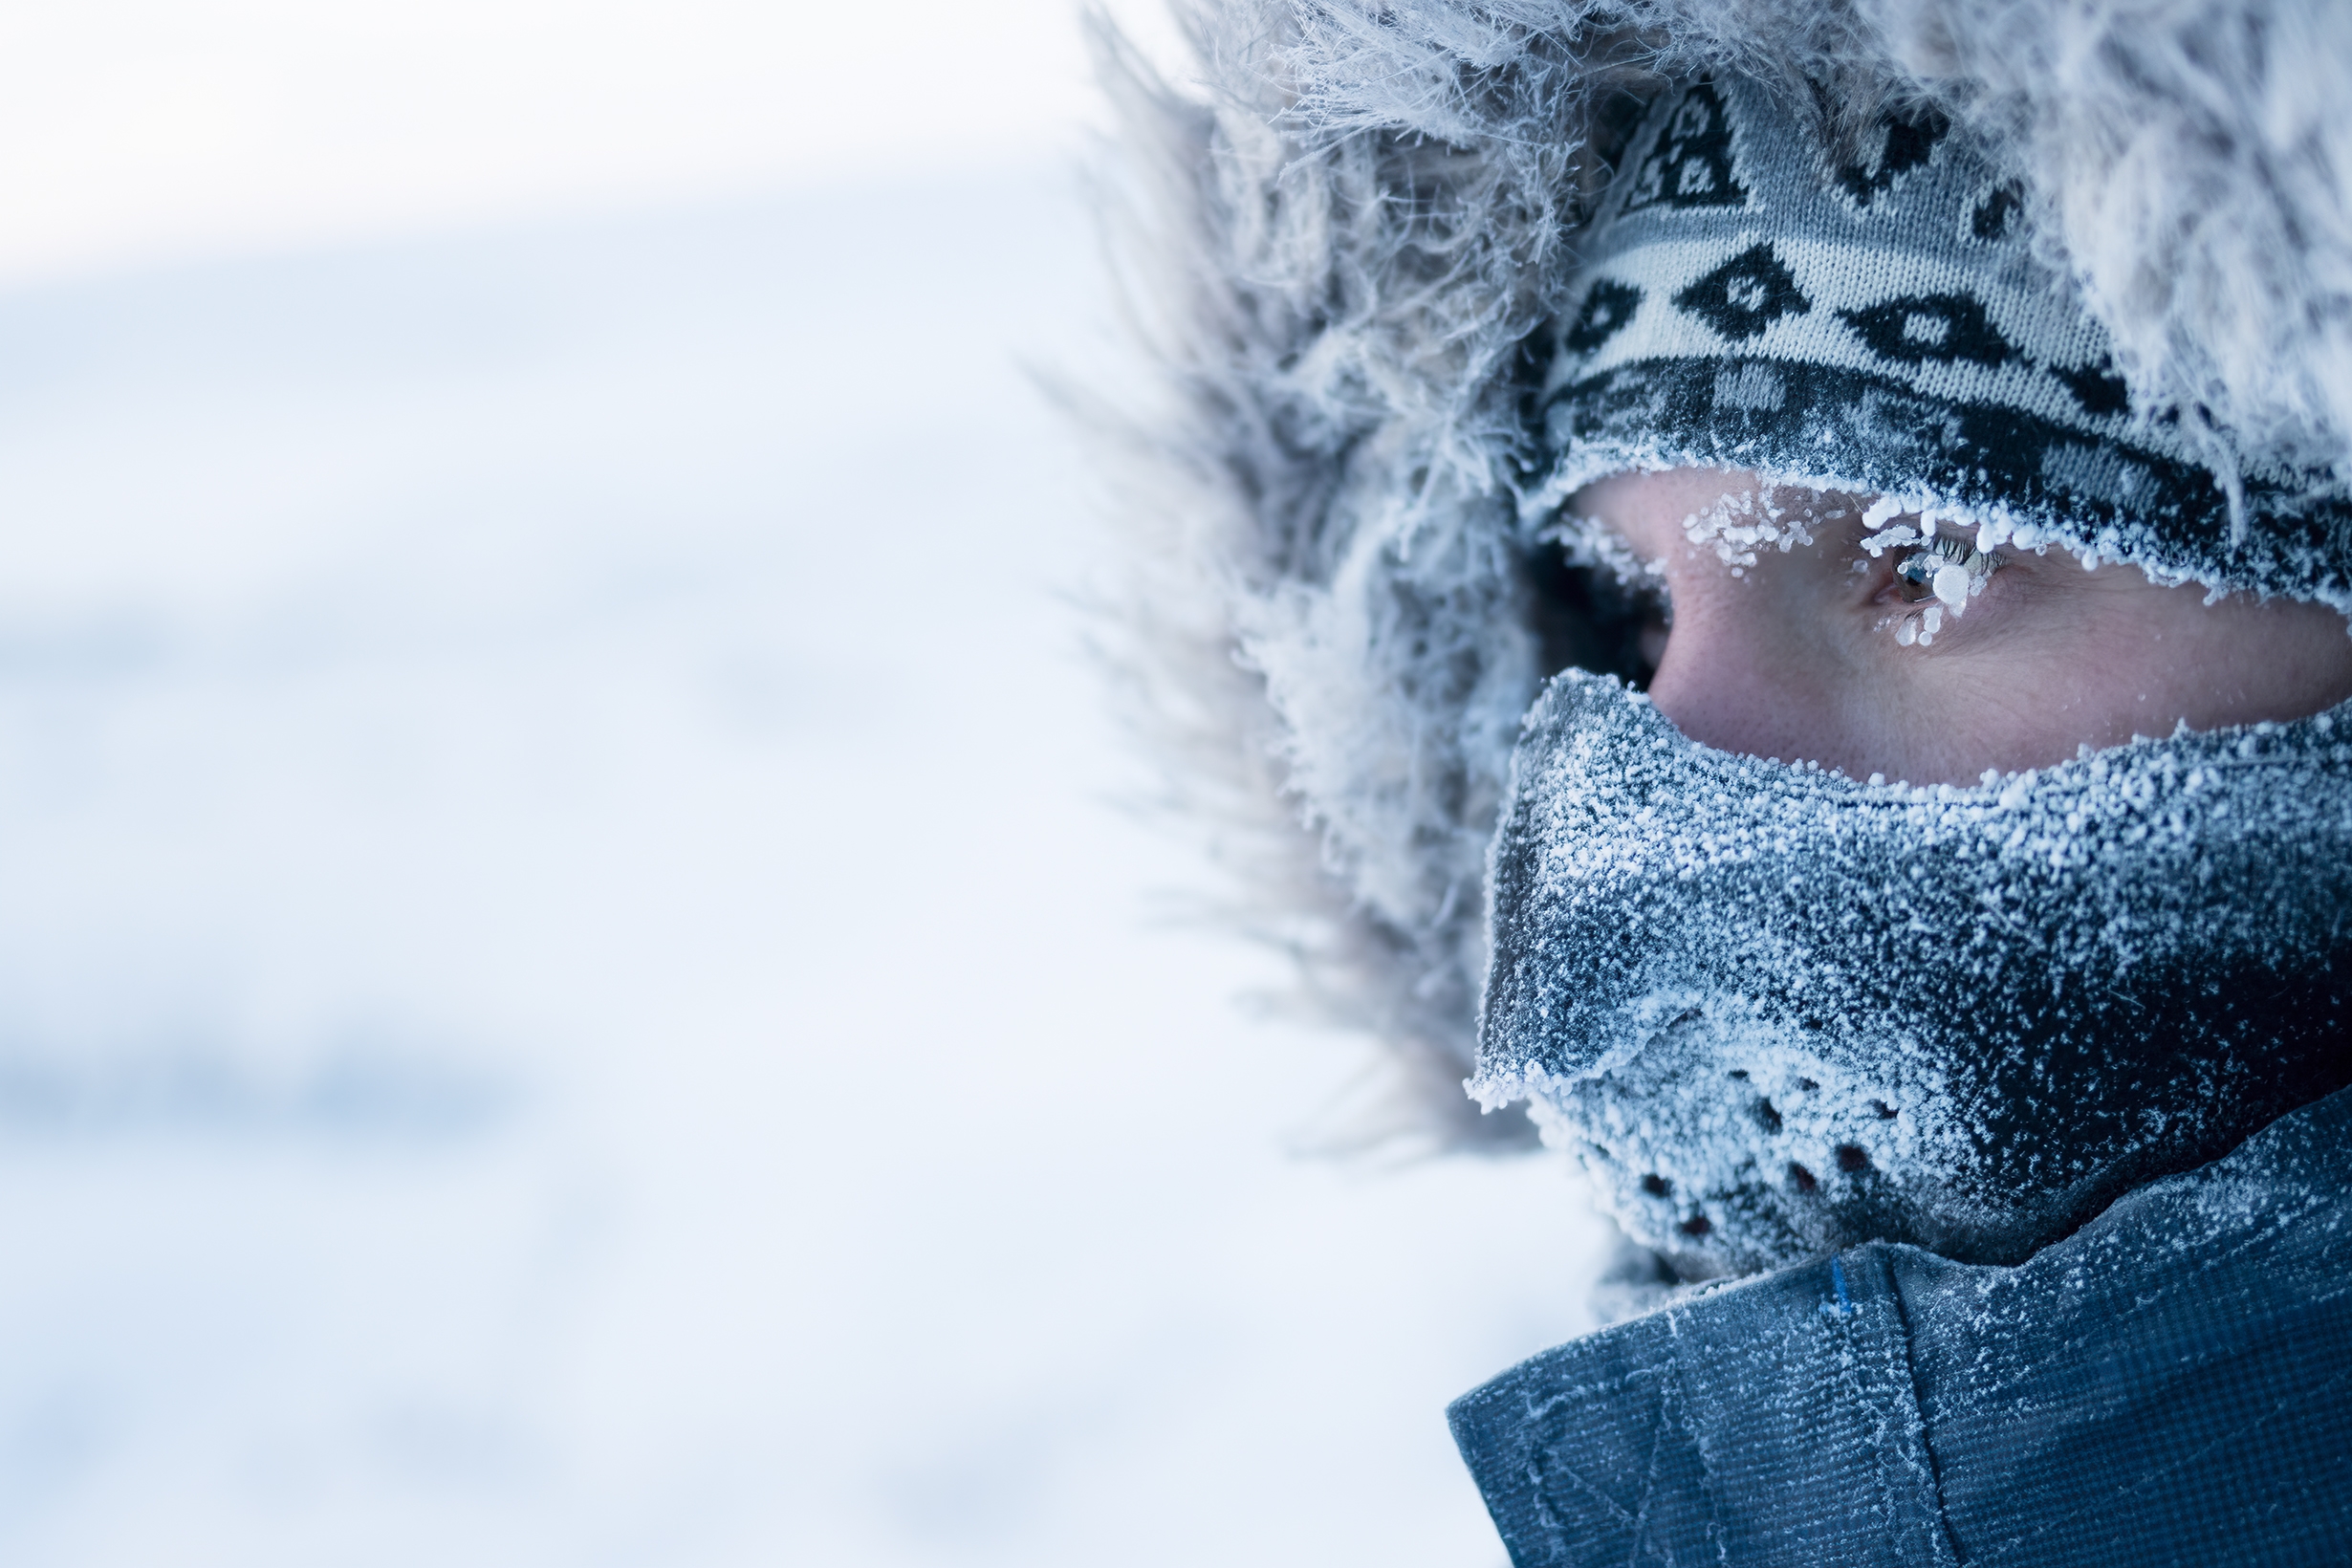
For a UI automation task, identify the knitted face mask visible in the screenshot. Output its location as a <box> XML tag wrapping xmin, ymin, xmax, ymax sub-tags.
<box><xmin>1488</xmin><ymin>79</ymin><xmax>2352</xmax><ymax>1274</ymax></box>
<box><xmin>1477</xmin><ymin>670</ymin><xmax>2352</xmax><ymax>1277</ymax></box>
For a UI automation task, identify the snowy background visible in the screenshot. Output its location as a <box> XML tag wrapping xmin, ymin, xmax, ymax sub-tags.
<box><xmin>0</xmin><ymin>4</ymin><xmax>1610</xmax><ymax>1564</ymax></box>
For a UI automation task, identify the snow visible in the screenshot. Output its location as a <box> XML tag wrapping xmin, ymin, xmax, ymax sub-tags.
<box><xmin>0</xmin><ymin>166</ymin><xmax>1611</xmax><ymax>1567</ymax></box>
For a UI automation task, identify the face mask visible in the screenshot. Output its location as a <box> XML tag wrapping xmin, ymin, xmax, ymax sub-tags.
<box><xmin>1477</xmin><ymin>668</ymin><xmax>2352</xmax><ymax>1277</ymax></box>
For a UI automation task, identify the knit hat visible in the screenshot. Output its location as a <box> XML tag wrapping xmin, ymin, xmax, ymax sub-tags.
<box><xmin>1531</xmin><ymin>76</ymin><xmax>2352</xmax><ymax>608</ymax></box>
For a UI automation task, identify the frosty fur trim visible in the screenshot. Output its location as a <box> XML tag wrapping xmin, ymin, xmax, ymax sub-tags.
<box><xmin>1089</xmin><ymin>0</ymin><xmax>2352</xmax><ymax>1148</ymax></box>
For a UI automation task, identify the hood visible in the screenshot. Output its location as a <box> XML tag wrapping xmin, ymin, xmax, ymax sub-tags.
<box><xmin>1089</xmin><ymin>0</ymin><xmax>2352</xmax><ymax>1148</ymax></box>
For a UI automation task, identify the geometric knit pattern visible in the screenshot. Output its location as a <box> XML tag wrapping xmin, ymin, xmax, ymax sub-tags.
<box><xmin>1533</xmin><ymin>76</ymin><xmax>2352</xmax><ymax>607</ymax></box>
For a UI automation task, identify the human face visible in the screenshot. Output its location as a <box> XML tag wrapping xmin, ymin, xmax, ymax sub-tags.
<box><xmin>1574</xmin><ymin>468</ymin><xmax>2352</xmax><ymax>785</ymax></box>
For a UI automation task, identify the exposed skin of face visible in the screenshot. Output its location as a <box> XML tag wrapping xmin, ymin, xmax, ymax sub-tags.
<box><xmin>1576</xmin><ymin>468</ymin><xmax>2352</xmax><ymax>786</ymax></box>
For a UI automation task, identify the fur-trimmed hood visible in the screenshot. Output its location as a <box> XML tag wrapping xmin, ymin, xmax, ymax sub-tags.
<box><xmin>1090</xmin><ymin>0</ymin><xmax>2352</xmax><ymax>1148</ymax></box>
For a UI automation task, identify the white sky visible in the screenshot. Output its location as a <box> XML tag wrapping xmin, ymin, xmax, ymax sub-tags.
<box><xmin>0</xmin><ymin>0</ymin><xmax>1187</xmax><ymax>288</ymax></box>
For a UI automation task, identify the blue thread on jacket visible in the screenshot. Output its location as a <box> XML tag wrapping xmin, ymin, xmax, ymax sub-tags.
<box><xmin>1820</xmin><ymin>1255</ymin><xmax>1854</xmax><ymax>1318</ymax></box>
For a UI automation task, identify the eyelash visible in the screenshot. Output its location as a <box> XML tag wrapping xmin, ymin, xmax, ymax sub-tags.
<box><xmin>1557</xmin><ymin>502</ymin><xmax>2011</xmax><ymax>672</ymax></box>
<box><xmin>1862</xmin><ymin>529</ymin><xmax>2004</xmax><ymax>647</ymax></box>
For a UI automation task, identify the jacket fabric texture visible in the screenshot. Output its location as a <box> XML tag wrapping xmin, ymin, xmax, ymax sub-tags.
<box><xmin>1448</xmin><ymin>1082</ymin><xmax>2352</xmax><ymax>1567</ymax></box>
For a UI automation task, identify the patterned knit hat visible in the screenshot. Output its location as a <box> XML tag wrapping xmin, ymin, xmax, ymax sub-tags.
<box><xmin>1532</xmin><ymin>76</ymin><xmax>2352</xmax><ymax>608</ymax></box>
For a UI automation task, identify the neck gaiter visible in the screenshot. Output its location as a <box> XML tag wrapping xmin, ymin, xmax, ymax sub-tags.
<box><xmin>1477</xmin><ymin>669</ymin><xmax>2352</xmax><ymax>1277</ymax></box>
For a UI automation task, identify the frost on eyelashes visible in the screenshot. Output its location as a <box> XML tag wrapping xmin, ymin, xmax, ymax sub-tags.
<box><xmin>1552</xmin><ymin>479</ymin><xmax>2167</xmax><ymax>652</ymax></box>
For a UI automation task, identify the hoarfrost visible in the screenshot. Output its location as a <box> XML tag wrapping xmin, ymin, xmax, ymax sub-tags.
<box><xmin>1478</xmin><ymin>670</ymin><xmax>2352</xmax><ymax>1278</ymax></box>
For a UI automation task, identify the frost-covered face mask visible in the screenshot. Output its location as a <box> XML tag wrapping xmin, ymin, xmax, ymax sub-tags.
<box><xmin>1476</xmin><ymin>669</ymin><xmax>2352</xmax><ymax>1277</ymax></box>
<box><xmin>1491</xmin><ymin>71</ymin><xmax>2352</xmax><ymax>1276</ymax></box>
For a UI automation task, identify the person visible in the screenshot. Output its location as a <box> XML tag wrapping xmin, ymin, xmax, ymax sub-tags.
<box><xmin>1098</xmin><ymin>3</ymin><xmax>2352</xmax><ymax>1561</ymax></box>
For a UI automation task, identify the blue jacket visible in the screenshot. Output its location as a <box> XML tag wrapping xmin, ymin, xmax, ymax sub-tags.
<box><xmin>1450</xmin><ymin>1086</ymin><xmax>2352</xmax><ymax>1566</ymax></box>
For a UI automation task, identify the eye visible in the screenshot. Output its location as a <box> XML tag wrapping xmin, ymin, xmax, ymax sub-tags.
<box><xmin>1894</xmin><ymin>534</ymin><xmax>1998</xmax><ymax>606</ymax></box>
<box><xmin>1859</xmin><ymin>523</ymin><xmax>2004</xmax><ymax>647</ymax></box>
